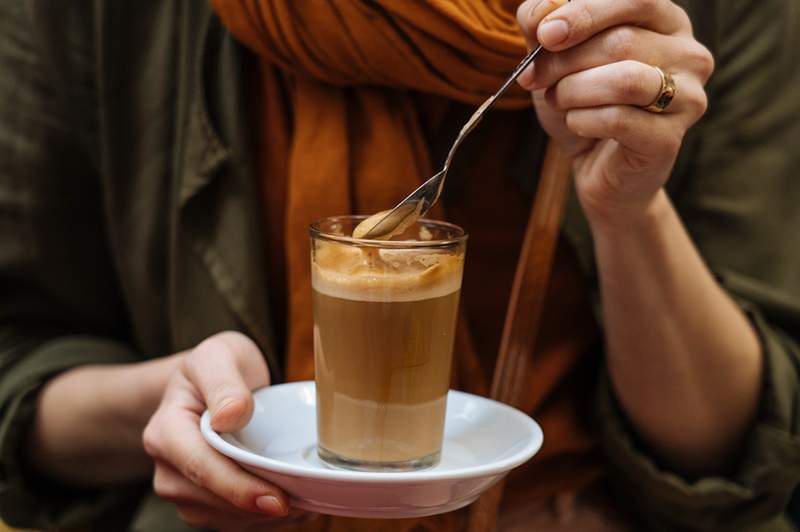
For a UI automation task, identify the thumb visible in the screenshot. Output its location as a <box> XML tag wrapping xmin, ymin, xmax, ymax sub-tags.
<box><xmin>516</xmin><ymin>0</ymin><xmax>569</xmax><ymax>88</ymax></box>
<box><xmin>517</xmin><ymin>0</ymin><xmax>569</xmax><ymax>46</ymax></box>
<box><xmin>183</xmin><ymin>331</ymin><xmax>271</xmax><ymax>432</ymax></box>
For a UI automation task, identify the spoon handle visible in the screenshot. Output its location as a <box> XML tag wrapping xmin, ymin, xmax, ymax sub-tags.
<box><xmin>442</xmin><ymin>44</ymin><xmax>545</xmax><ymax>171</ymax></box>
<box><xmin>487</xmin><ymin>0</ymin><xmax>572</xmax><ymax>107</ymax></box>
<box><xmin>493</xmin><ymin>44</ymin><xmax>544</xmax><ymax>103</ymax></box>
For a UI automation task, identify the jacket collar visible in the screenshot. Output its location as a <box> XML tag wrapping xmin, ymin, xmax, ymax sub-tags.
<box><xmin>179</xmin><ymin>10</ymin><xmax>232</xmax><ymax>208</ymax></box>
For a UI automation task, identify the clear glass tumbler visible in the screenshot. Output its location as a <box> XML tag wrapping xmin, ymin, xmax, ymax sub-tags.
<box><xmin>310</xmin><ymin>215</ymin><xmax>467</xmax><ymax>471</ymax></box>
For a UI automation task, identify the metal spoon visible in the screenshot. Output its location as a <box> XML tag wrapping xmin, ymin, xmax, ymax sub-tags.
<box><xmin>355</xmin><ymin>45</ymin><xmax>546</xmax><ymax>240</ymax></box>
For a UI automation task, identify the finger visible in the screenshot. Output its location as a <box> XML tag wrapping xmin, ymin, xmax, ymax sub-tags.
<box><xmin>549</xmin><ymin>61</ymin><xmax>664</xmax><ymax>110</ymax></box>
<box><xmin>521</xmin><ymin>26</ymin><xmax>696</xmax><ymax>91</ymax></box>
<box><xmin>144</xmin><ymin>409</ymin><xmax>288</xmax><ymax>516</ymax></box>
<box><xmin>517</xmin><ymin>0</ymin><xmax>568</xmax><ymax>88</ymax></box>
<box><xmin>157</xmin><ymin>460</ymin><xmax>311</xmax><ymax>526</ymax></box>
<box><xmin>516</xmin><ymin>0</ymin><xmax>568</xmax><ymax>48</ymax></box>
<box><xmin>534</xmin><ymin>0</ymin><xmax>690</xmax><ymax>51</ymax></box>
<box><xmin>548</xmin><ymin>61</ymin><xmax>704</xmax><ymax>116</ymax></box>
<box><xmin>157</xmin><ymin>463</ymin><xmax>280</xmax><ymax>531</ymax></box>
<box><xmin>154</xmin><ymin>460</ymin><xmax>247</xmax><ymax>513</ymax></box>
<box><xmin>183</xmin><ymin>331</ymin><xmax>270</xmax><ymax>432</ymax></box>
<box><xmin>564</xmin><ymin>105</ymin><xmax>684</xmax><ymax>160</ymax></box>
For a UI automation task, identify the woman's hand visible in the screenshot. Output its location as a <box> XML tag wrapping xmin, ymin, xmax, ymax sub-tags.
<box><xmin>515</xmin><ymin>1</ymin><xmax>763</xmax><ymax>476</ymax></box>
<box><xmin>516</xmin><ymin>0</ymin><xmax>714</xmax><ymax>226</ymax></box>
<box><xmin>143</xmin><ymin>331</ymin><xmax>289</xmax><ymax>530</ymax></box>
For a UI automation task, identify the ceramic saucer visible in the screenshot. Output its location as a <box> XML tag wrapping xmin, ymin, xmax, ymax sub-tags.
<box><xmin>201</xmin><ymin>381</ymin><xmax>542</xmax><ymax>519</ymax></box>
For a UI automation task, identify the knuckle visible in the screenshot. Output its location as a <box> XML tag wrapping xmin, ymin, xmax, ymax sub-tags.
<box><xmin>617</xmin><ymin>62</ymin><xmax>647</xmax><ymax>101</ymax></box>
<box><xmin>664</xmin><ymin>133</ymin><xmax>683</xmax><ymax>156</ymax></box>
<box><xmin>185</xmin><ymin>343</ymin><xmax>211</xmax><ymax>370</ymax></box>
<box><xmin>549</xmin><ymin>84</ymin><xmax>567</xmax><ymax>110</ymax></box>
<box><xmin>605</xmin><ymin>27</ymin><xmax>637</xmax><ymax>60</ymax></box>
<box><xmin>693</xmin><ymin>45</ymin><xmax>715</xmax><ymax>80</ymax></box>
<box><xmin>187</xmin><ymin>331</ymin><xmax>254</xmax><ymax>370</ymax></box>
<box><xmin>677</xmin><ymin>40</ymin><xmax>715</xmax><ymax>82</ymax></box>
<box><xmin>214</xmin><ymin>330</ymin><xmax>252</xmax><ymax>346</ymax></box>
<box><xmin>666</xmin><ymin>139</ymin><xmax>682</xmax><ymax>159</ymax></box>
<box><xmin>674</xmin><ymin>5</ymin><xmax>692</xmax><ymax>30</ymax></box>
<box><xmin>637</xmin><ymin>0</ymin><xmax>660</xmax><ymax>12</ymax></box>
<box><xmin>151</xmin><ymin>468</ymin><xmax>163</xmax><ymax>493</ymax></box>
<box><xmin>697</xmin><ymin>90</ymin><xmax>709</xmax><ymax>115</ymax></box>
<box><xmin>688</xmin><ymin>88</ymin><xmax>709</xmax><ymax>118</ymax></box>
<box><xmin>182</xmin><ymin>450</ymin><xmax>208</xmax><ymax>489</ymax></box>
<box><xmin>574</xmin><ymin>3</ymin><xmax>596</xmax><ymax>38</ymax></box>
<box><xmin>677</xmin><ymin>79</ymin><xmax>709</xmax><ymax>120</ymax></box>
<box><xmin>222</xmin><ymin>482</ymin><xmax>256</xmax><ymax>511</ymax></box>
<box><xmin>191</xmin><ymin>335</ymin><xmax>223</xmax><ymax>360</ymax></box>
<box><xmin>605</xmin><ymin>108</ymin><xmax>630</xmax><ymax>136</ymax></box>
<box><xmin>142</xmin><ymin>422</ymin><xmax>162</xmax><ymax>458</ymax></box>
<box><xmin>152</xmin><ymin>467</ymin><xmax>176</xmax><ymax>500</ymax></box>
<box><xmin>218</xmin><ymin>331</ymin><xmax>258</xmax><ymax>358</ymax></box>
<box><xmin>564</xmin><ymin>110</ymin><xmax>583</xmax><ymax>136</ymax></box>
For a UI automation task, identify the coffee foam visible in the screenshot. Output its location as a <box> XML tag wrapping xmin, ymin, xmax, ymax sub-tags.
<box><xmin>312</xmin><ymin>240</ymin><xmax>463</xmax><ymax>302</ymax></box>
<box><xmin>352</xmin><ymin>208</ymin><xmax>421</xmax><ymax>240</ymax></box>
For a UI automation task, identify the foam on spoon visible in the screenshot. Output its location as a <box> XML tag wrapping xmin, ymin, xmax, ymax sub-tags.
<box><xmin>352</xmin><ymin>209</ymin><xmax>419</xmax><ymax>240</ymax></box>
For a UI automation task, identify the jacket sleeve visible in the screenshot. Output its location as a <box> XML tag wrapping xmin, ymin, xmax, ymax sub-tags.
<box><xmin>595</xmin><ymin>0</ymin><xmax>800</xmax><ymax>530</ymax></box>
<box><xmin>0</xmin><ymin>2</ymin><xmax>147</xmax><ymax>528</ymax></box>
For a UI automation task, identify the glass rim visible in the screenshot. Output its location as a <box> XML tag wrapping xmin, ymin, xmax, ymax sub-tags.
<box><xmin>309</xmin><ymin>215</ymin><xmax>468</xmax><ymax>249</ymax></box>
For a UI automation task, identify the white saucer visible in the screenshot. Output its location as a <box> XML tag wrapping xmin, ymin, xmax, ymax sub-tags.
<box><xmin>201</xmin><ymin>381</ymin><xmax>543</xmax><ymax>519</ymax></box>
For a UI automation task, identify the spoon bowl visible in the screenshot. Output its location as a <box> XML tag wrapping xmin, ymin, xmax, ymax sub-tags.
<box><xmin>357</xmin><ymin>45</ymin><xmax>546</xmax><ymax>240</ymax></box>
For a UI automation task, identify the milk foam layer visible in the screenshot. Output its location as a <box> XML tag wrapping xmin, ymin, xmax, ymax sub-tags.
<box><xmin>312</xmin><ymin>240</ymin><xmax>463</xmax><ymax>302</ymax></box>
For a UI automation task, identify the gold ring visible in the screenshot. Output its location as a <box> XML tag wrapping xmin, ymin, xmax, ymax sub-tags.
<box><xmin>644</xmin><ymin>66</ymin><xmax>677</xmax><ymax>113</ymax></box>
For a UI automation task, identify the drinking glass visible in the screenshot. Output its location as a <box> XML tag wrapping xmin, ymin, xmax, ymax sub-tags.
<box><xmin>310</xmin><ymin>215</ymin><xmax>467</xmax><ymax>471</ymax></box>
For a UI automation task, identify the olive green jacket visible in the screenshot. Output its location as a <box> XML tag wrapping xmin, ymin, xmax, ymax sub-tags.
<box><xmin>0</xmin><ymin>1</ymin><xmax>798</xmax><ymax>531</ymax></box>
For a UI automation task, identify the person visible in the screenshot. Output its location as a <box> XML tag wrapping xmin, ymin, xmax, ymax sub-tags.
<box><xmin>0</xmin><ymin>0</ymin><xmax>798</xmax><ymax>530</ymax></box>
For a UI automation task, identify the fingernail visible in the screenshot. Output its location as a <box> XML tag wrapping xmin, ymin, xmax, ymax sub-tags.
<box><xmin>214</xmin><ymin>397</ymin><xmax>236</xmax><ymax>416</ymax></box>
<box><xmin>210</xmin><ymin>398</ymin><xmax>239</xmax><ymax>431</ymax></box>
<box><xmin>256</xmin><ymin>495</ymin><xmax>286</xmax><ymax>516</ymax></box>
<box><xmin>539</xmin><ymin>19</ymin><xmax>569</xmax><ymax>47</ymax></box>
<box><xmin>212</xmin><ymin>396</ymin><xmax>247</xmax><ymax>422</ymax></box>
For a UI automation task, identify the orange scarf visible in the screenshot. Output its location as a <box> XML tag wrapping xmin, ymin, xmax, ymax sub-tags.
<box><xmin>211</xmin><ymin>0</ymin><xmax>532</xmax><ymax>381</ymax></box>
